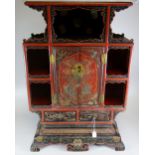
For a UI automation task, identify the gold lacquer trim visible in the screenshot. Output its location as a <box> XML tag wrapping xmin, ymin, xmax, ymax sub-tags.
<box><xmin>50</xmin><ymin>54</ymin><xmax>55</xmax><ymax>64</ymax></box>
<box><xmin>40</xmin><ymin>128</ymin><xmax>115</xmax><ymax>135</ymax></box>
<box><xmin>99</xmin><ymin>95</ymin><xmax>104</xmax><ymax>103</ymax></box>
<box><xmin>101</xmin><ymin>53</ymin><xmax>107</xmax><ymax>64</ymax></box>
<box><xmin>71</xmin><ymin>63</ymin><xmax>85</xmax><ymax>78</ymax></box>
<box><xmin>112</xmin><ymin>136</ymin><xmax>121</xmax><ymax>142</ymax></box>
<box><xmin>51</xmin><ymin>94</ymin><xmax>57</xmax><ymax>105</ymax></box>
<box><xmin>35</xmin><ymin>136</ymin><xmax>44</xmax><ymax>142</ymax></box>
<box><xmin>73</xmin><ymin>139</ymin><xmax>83</xmax><ymax>146</ymax></box>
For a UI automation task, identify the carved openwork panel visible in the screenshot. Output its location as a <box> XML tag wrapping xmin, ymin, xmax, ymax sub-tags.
<box><xmin>52</xmin><ymin>47</ymin><xmax>105</xmax><ymax>107</ymax></box>
<box><xmin>23</xmin><ymin>6</ymin><xmax>48</xmax><ymax>43</ymax></box>
<box><xmin>44</xmin><ymin>111</ymin><xmax>76</xmax><ymax>122</ymax></box>
<box><xmin>109</xmin><ymin>6</ymin><xmax>133</xmax><ymax>43</ymax></box>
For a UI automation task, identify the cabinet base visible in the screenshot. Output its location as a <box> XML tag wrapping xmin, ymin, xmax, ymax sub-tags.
<box><xmin>30</xmin><ymin>121</ymin><xmax>125</xmax><ymax>152</ymax></box>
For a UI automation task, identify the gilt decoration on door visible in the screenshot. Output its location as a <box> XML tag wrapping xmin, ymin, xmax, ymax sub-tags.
<box><xmin>53</xmin><ymin>47</ymin><xmax>104</xmax><ymax>107</ymax></box>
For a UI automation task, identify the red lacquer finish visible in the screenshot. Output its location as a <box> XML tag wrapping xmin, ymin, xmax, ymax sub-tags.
<box><xmin>25</xmin><ymin>1</ymin><xmax>132</xmax><ymax>7</ymax></box>
<box><xmin>23</xmin><ymin>1</ymin><xmax>133</xmax><ymax>126</ymax></box>
<box><xmin>59</xmin><ymin>52</ymin><xmax>98</xmax><ymax>105</ymax></box>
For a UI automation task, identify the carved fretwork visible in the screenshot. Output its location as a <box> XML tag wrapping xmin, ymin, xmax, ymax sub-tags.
<box><xmin>23</xmin><ymin>6</ymin><xmax>48</xmax><ymax>43</ymax></box>
<box><xmin>110</xmin><ymin>6</ymin><xmax>129</xmax><ymax>24</ymax></box>
<box><xmin>67</xmin><ymin>139</ymin><xmax>89</xmax><ymax>151</ymax></box>
<box><xmin>23</xmin><ymin>5</ymin><xmax>133</xmax><ymax>44</ymax></box>
<box><xmin>109</xmin><ymin>6</ymin><xmax>133</xmax><ymax>43</ymax></box>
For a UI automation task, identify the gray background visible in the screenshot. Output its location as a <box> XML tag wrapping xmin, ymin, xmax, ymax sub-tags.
<box><xmin>15</xmin><ymin>0</ymin><xmax>139</xmax><ymax>155</ymax></box>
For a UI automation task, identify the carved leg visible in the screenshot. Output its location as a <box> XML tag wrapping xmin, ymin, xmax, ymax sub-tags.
<box><xmin>115</xmin><ymin>142</ymin><xmax>125</xmax><ymax>151</ymax></box>
<box><xmin>30</xmin><ymin>143</ymin><xmax>40</xmax><ymax>152</ymax></box>
<box><xmin>94</xmin><ymin>135</ymin><xmax>125</xmax><ymax>151</ymax></box>
<box><xmin>67</xmin><ymin>139</ymin><xmax>89</xmax><ymax>151</ymax></box>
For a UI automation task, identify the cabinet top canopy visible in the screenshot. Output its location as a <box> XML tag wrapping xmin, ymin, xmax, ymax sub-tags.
<box><xmin>25</xmin><ymin>1</ymin><xmax>134</xmax><ymax>6</ymax></box>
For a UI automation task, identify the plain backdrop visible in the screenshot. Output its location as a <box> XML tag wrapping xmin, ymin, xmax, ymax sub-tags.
<box><xmin>15</xmin><ymin>0</ymin><xmax>139</xmax><ymax>155</ymax></box>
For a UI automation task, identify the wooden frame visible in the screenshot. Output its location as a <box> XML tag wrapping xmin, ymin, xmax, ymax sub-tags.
<box><xmin>23</xmin><ymin>1</ymin><xmax>134</xmax><ymax>152</ymax></box>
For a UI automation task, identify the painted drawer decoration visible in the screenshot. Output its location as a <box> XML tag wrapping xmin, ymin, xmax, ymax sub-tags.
<box><xmin>44</xmin><ymin>111</ymin><xmax>76</xmax><ymax>122</ymax></box>
<box><xmin>80</xmin><ymin>111</ymin><xmax>110</xmax><ymax>121</ymax></box>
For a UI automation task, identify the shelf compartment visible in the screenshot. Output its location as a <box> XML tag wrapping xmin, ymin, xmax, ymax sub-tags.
<box><xmin>28</xmin><ymin>77</ymin><xmax>50</xmax><ymax>82</ymax></box>
<box><xmin>106</xmin><ymin>48</ymin><xmax>130</xmax><ymax>77</ymax></box>
<box><xmin>27</xmin><ymin>47</ymin><xmax>50</xmax><ymax>77</ymax></box>
<box><xmin>30</xmin><ymin>83</ymin><xmax>51</xmax><ymax>107</ymax></box>
<box><xmin>52</xmin><ymin>7</ymin><xmax>106</xmax><ymax>43</ymax></box>
<box><xmin>104</xmin><ymin>82</ymin><xmax>126</xmax><ymax>106</ymax></box>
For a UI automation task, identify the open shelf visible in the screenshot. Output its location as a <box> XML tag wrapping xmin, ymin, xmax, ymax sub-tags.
<box><xmin>52</xmin><ymin>7</ymin><xmax>105</xmax><ymax>42</ymax></box>
<box><xmin>106</xmin><ymin>48</ymin><xmax>130</xmax><ymax>77</ymax></box>
<box><xmin>30</xmin><ymin>83</ymin><xmax>51</xmax><ymax>107</ymax></box>
<box><xmin>104</xmin><ymin>83</ymin><xmax>126</xmax><ymax>106</ymax></box>
<box><xmin>27</xmin><ymin>48</ymin><xmax>50</xmax><ymax>77</ymax></box>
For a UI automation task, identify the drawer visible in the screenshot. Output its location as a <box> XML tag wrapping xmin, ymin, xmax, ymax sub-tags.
<box><xmin>44</xmin><ymin>111</ymin><xmax>76</xmax><ymax>122</ymax></box>
<box><xmin>80</xmin><ymin>111</ymin><xmax>111</xmax><ymax>121</ymax></box>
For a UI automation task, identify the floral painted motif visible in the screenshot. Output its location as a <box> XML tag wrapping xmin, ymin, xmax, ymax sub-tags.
<box><xmin>59</xmin><ymin>52</ymin><xmax>98</xmax><ymax>106</ymax></box>
<box><xmin>53</xmin><ymin>47</ymin><xmax>104</xmax><ymax>106</ymax></box>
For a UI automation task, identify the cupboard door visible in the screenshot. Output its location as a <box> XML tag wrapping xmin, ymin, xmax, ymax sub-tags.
<box><xmin>52</xmin><ymin>47</ymin><xmax>105</xmax><ymax>107</ymax></box>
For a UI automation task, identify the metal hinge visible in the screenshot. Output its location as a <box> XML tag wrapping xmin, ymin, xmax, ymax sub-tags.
<box><xmin>50</xmin><ymin>54</ymin><xmax>55</xmax><ymax>64</ymax></box>
<box><xmin>101</xmin><ymin>53</ymin><xmax>107</xmax><ymax>64</ymax></box>
<box><xmin>99</xmin><ymin>95</ymin><xmax>104</xmax><ymax>103</ymax></box>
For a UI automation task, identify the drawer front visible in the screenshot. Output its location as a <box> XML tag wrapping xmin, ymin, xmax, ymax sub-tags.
<box><xmin>80</xmin><ymin>111</ymin><xmax>111</xmax><ymax>121</ymax></box>
<box><xmin>44</xmin><ymin>111</ymin><xmax>76</xmax><ymax>122</ymax></box>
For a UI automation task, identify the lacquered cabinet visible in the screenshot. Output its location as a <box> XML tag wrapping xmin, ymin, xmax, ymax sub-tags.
<box><xmin>23</xmin><ymin>1</ymin><xmax>133</xmax><ymax>151</ymax></box>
